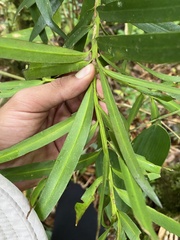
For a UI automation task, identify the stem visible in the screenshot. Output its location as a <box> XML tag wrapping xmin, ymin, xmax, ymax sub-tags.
<box><xmin>109</xmin><ymin>168</ymin><xmax>117</xmax><ymax>221</ymax></box>
<box><xmin>0</xmin><ymin>70</ymin><xmax>25</xmax><ymax>80</ymax></box>
<box><xmin>93</xmin><ymin>78</ymin><xmax>110</xmax><ymax>239</ymax></box>
<box><xmin>91</xmin><ymin>0</ymin><xmax>101</xmax><ymax>61</ymax></box>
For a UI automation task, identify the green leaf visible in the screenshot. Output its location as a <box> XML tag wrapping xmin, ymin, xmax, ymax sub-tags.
<box><xmin>80</xmin><ymin>0</ymin><xmax>95</xmax><ymax>16</ymax></box>
<box><xmin>75</xmin><ymin>177</ymin><xmax>102</xmax><ymax>224</ymax></box>
<box><xmin>105</xmin><ymin>69</ymin><xmax>180</xmax><ymax>100</ymax></box>
<box><xmin>0</xmin><ymin>161</ymin><xmax>54</xmax><ymax>182</ymax></box>
<box><xmin>113</xmin><ymin>154</ymin><xmax>161</xmax><ymax>182</ymax></box>
<box><xmin>119</xmin><ymin>159</ymin><xmax>157</xmax><ymax>238</ymax></box>
<box><xmin>151</xmin><ymin>98</ymin><xmax>160</xmax><ymax>122</ymax></box>
<box><xmin>24</xmin><ymin>61</ymin><xmax>88</xmax><ymax>79</ymax></box>
<box><xmin>102</xmin><ymin>0</ymin><xmax>115</xmax><ymax>3</ymax></box>
<box><xmin>64</xmin><ymin>4</ymin><xmax>94</xmax><ymax>48</ymax></box>
<box><xmin>35</xmin><ymin>0</ymin><xmax>66</xmax><ymax>39</ymax></box>
<box><xmin>158</xmin><ymin>99</ymin><xmax>180</xmax><ymax>115</ymax></box>
<box><xmin>30</xmin><ymin>178</ymin><xmax>47</xmax><ymax>207</ymax></box>
<box><xmin>35</xmin><ymin>84</ymin><xmax>94</xmax><ymax>220</ymax></box>
<box><xmin>148</xmin><ymin>207</ymin><xmax>180</xmax><ymax>236</ymax></box>
<box><xmin>0</xmin><ymin>151</ymin><xmax>100</xmax><ymax>182</ymax></box>
<box><xmin>100</xmin><ymin>56</ymin><xmax>173</xmax><ymax>101</ymax></box>
<box><xmin>30</xmin><ymin>0</ymin><xmax>64</xmax><ymax>42</ymax></box>
<box><xmin>76</xmin><ymin>151</ymin><xmax>101</xmax><ymax>171</ymax></box>
<box><xmin>115</xmin><ymin>187</ymin><xmax>180</xmax><ymax>236</ymax></box>
<box><xmin>69</xmin><ymin>0</ymin><xmax>95</xmax><ymax>50</ymax></box>
<box><xmin>0</xmin><ymin>115</ymin><xmax>74</xmax><ymax>163</ymax></box>
<box><xmin>0</xmin><ymin>80</ymin><xmax>45</xmax><ymax>98</ymax></box>
<box><xmin>98</xmin><ymin>1</ymin><xmax>180</xmax><ymax>23</ymax></box>
<box><xmin>29</xmin><ymin>17</ymin><xmax>47</xmax><ymax>42</ymax></box>
<box><xmin>127</xmin><ymin>93</ymin><xmax>144</xmax><ymax>128</ymax></box>
<box><xmin>0</xmin><ymin>80</ymin><xmax>42</xmax><ymax>90</ymax></box>
<box><xmin>115</xmin><ymin>214</ymin><xmax>124</xmax><ymax>240</ymax></box>
<box><xmin>132</xmin><ymin>86</ymin><xmax>173</xmax><ymax>101</ymax></box>
<box><xmin>94</xmin><ymin>79</ymin><xmax>111</xmax><ymax>230</ymax></box>
<box><xmin>134</xmin><ymin>22</ymin><xmax>180</xmax><ymax>33</ymax></box>
<box><xmin>98</xmin><ymin>229</ymin><xmax>110</xmax><ymax>240</ymax></box>
<box><xmin>136</xmin><ymin>154</ymin><xmax>161</xmax><ymax>177</ymax></box>
<box><xmin>119</xmin><ymin>211</ymin><xmax>141</xmax><ymax>240</ymax></box>
<box><xmin>98</xmin><ymin>64</ymin><xmax>161</xmax><ymax>207</ymax></box>
<box><xmin>139</xmin><ymin>64</ymin><xmax>180</xmax><ymax>83</ymax></box>
<box><xmin>29</xmin><ymin>4</ymin><xmax>49</xmax><ymax>43</ymax></box>
<box><xmin>15</xmin><ymin>0</ymin><xmax>35</xmax><ymax>18</ymax></box>
<box><xmin>51</xmin><ymin>0</ymin><xmax>64</xmax><ymax>12</ymax></box>
<box><xmin>3</xmin><ymin>27</ymin><xmax>53</xmax><ymax>42</ymax></box>
<box><xmin>0</xmin><ymin>38</ymin><xmax>88</xmax><ymax>63</ymax></box>
<box><xmin>97</xmin><ymin>32</ymin><xmax>180</xmax><ymax>63</ymax></box>
<box><xmin>114</xmin><ymin>188</ymin><xmax>131</xmax><ymax>208</ymax></box>
<box><xmin>86</xmin><ymin>121</ymin><xmax>99</xmax><ymax>145</ymax></box>
<box><xmin>133</xmin><ymin>124</ymin><xmax>170</xmax><ymax>166</ymax></box>
<box><xmin>65</xmin><ymin>25</ymin><xmax>91</xmax><ymax>49</ymax></box>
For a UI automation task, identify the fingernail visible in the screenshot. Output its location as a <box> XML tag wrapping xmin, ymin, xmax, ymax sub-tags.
<box><xmin>75</xmin><ymin>65</ymin><xmax>91</xmax><ymax>79</ymax></box>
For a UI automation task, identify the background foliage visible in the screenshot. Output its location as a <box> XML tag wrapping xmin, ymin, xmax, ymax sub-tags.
<box><xmin>0</xmin><ymin>0</ymin><xmax>180</xmax><ymax>239</ymax></box>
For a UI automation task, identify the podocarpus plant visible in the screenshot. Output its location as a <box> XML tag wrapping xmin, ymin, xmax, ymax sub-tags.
<box><xmin>0</xmin><ymin>0</ymin><xmax>180</xmax><ymax>239</ymax></box>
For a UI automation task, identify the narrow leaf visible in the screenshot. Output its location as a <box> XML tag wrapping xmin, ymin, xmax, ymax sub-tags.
<box><xmin>29</xmin><ymin>17</ymin><xmax>47</xmax><ymax>42</ymax></box>
<box><xmin>139</xmin><ymin>64</ymin><xmax>180</xmax><ymax>83</ymax></box>
<box><xmin>98</xmin><ymin>1</ymin><xmax>180</xmax><ymax>23</ymax></box>
<box><xmin>119</xmin><ymin>159</ymin><xmax>158</xmax><ymax>238</ymax></box>
<box><xmin>97</xmin><ymin>32</ymin><xmax>180</xmax><ymax>63</ymax></box>
<box><xmin>0</xmin><ymin>115</ymin><xmax>74</xmax><ymax>163</ymax></box>
<box><xmin>148</xmin><ymin>207</ymin><xmax>180</xmax><ymax>236</ymax></box>
<box><xmin>15</xmin><ymin>0</ymin><xmax>35</xmax><ymax>18</ymax></box>
<box><xmin>65</xmin><ymin>0</ymin><xmax>95</xmax><ymax>50</ymax></box>
<box><xmin>134</xmin><ymin>22</ymin><xmax>180</xmax><ymax>33</ymax></box>
<box><xmin>64</xmin><ymin>8</ymin><xmax>94</xmax><ymax>48</ymax></box>
<box><xmin>115</xmin><ymin>187</ymin><xmax>180</xmax><ymax>236</ymax></box>
<box><xmin>35</xmin><ymin>0</ymin><xmax>66</xmax><ymax>39</ymax></box>
<box><xmin>136</xmin><ymin>154</ymin><xmax>161</xmax><ymax>176</ymax></box>
<box><xmin>0</xmin><ymin>161</ymin><xmax>54</xmax><ymax>182</ymax></box>
<box><xmin>151</xmin><ymin>98</ymin><xmax>160</xmax><ymax>122</ymax></box>
<box><xmin>0</xmin><ymin>151</ymin><xmax>100</xmax><ymax>182</ymax></box>
<box><xmin>30</xmin><ymin>0</ymin><xmax>64</xmax><ymax>42</ymax></box>
<box><xmin>24</xmin><ymin>61</ymin><xmax>87</xmax><ymax>79</ymax></box>
<box><xmin>2</xmin><ymin>27</ymin><xmax>52</xmax><ymax>42</ymax></box>
<box><xmin>29</xmin><ymin>4</ymin><xmax>48</xmax><ymax>43</ymax></box>
<box><xmin>0</xmin><ymin>38</ymin><xmax>88</xmax><ymax>63</ymax></box>
<box><xmin>119</xmin><ymin>211</ymin><xmax>141</xmax><ymax>240</ymax></box>
<box><xmin>30</xmin><ymin>178</ymin><xmax>47</xmax><ymax>207</ymax></box>
<box><xmin>127</xmin><ymin>93</ymin><xmax>144</xmax><ymax>128</ymax></box>
<box><xmin>35</xmin><ymin>85</ymin><xmax>94</xmax><ymax>220</ymax></box>
<box><xmin>105</xmin><ymin>69</ymin><xmax>180</xmax><ymax>100</ymax></box>
<box><xmin>65</xmin><ymin>25</ymin><xmax>91</xmax><ymax>49</ymax></box>
<box><xmin>75</xmin><ymin>177</ymin><xmax>102</xmax><ymax>224</ymax></box>
<box><xmin>0</xmin><ymin>80</ymin><xmax>45</xmax><ymax>98</ymax></box>
<box><xmin>94</xmin><ymin>80</ymin><xmax>110</xmax><ymax>230</ymax></box>
<box><xmin>99</xmin><ymin>65</ymin><xmax>161</xmax><ymax>207</ymax></box>
<box><xmin>158</xmin><ymin>99</ymin><xmax>180</xmax><ymax>115</ymax></box>
<box><xmin>98</xmin><ymin>229</ymin><xmax>110</xmax><ymax>240</ymax></box>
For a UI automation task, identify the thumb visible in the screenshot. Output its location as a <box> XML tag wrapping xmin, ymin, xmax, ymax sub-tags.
<box><xmin>11</xmin><ymin>64</ymin><xmax>95</xmax><ymax>112</ymax></box>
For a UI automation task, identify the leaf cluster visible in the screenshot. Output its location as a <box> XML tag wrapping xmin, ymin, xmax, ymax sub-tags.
<box><xmin>0</xmin><ymin>0</ymin><xmax>180</xmax><ymax>239</ymax></box>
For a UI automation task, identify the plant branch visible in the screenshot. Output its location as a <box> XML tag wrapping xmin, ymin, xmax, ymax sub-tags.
<box><xmin>91</xmin><ymin>0</ymin><xmax>101</xmax><ymax>61</ymax></box>
<box><xmin>0</xmin><ymin>70</ymin><xmax>25</xmax><ymax>80</ymax></box>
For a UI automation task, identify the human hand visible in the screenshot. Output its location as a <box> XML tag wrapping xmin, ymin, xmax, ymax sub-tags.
<box><xmin>0</xmin><ymin>64</ymin><xmax>97</xmax><ymax>169</ymax></box>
